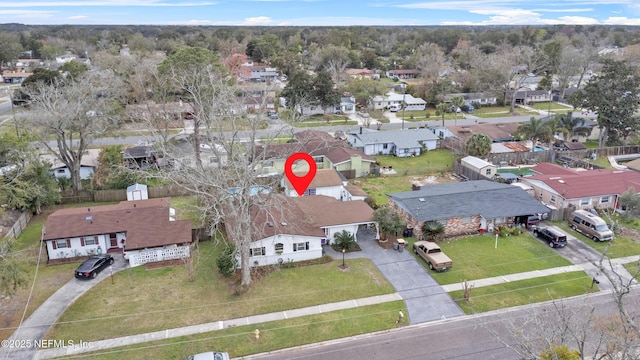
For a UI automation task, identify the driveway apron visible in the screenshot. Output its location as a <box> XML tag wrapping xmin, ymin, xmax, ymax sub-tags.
<box><xmin>328</xmin><ymin>229</ymin><xmax>464</xmax><ymax>324</ymax></box>
<box><xmin>0</xmin><ymin>255</ymin><xmax>128</xmax><ymax>360</ymax></box>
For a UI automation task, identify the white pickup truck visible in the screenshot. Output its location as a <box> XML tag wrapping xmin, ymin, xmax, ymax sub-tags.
<box><xmin>413</xmin><ymin>241</ymin><xmax>453</xmax><ymax>272</ymax></box>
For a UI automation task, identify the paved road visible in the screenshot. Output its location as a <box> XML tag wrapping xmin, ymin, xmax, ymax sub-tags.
<box><xmin>0</xmin><ymin>255</ymin><xmax>128</xmax><ymax>360</ymax></box>
<box><xmin>245</xmin><ymin>287</ymin><xmax>640</xmax><ymax>360</ymax></box>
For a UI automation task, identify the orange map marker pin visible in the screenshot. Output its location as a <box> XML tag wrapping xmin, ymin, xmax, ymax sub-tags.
<box><xmin>284</xmin><ymin>152</ymin><xmax>317</xmax><ymax>196</ymax></box>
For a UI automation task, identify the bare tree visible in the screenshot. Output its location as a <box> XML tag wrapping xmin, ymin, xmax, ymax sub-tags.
<box><xmin>20</xmin><ymin>71</ymin><xmax>124</xmax><ymax>193</ymax></box>
<box><xmin>413</xmin><ymin>43</ymin><xmax>447</xmax><ymax>103</ymax></box>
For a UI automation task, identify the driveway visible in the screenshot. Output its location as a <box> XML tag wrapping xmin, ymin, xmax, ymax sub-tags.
<box><xmin>530</xmin><ymin>222</ymin><xmax>635</xmax><ymax>291</ymax></box>
<box><xmin>325</xmin><ymin>229</ymin><xmax>464</xmax><ymax>325</ymax></box>
<box><xmin>0</xmin><ymin>255</ymin><xmax>128</xmax><ymax>360</ymax></box>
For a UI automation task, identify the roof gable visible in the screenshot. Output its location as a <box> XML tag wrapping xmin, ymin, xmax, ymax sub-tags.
<box><xmin>524</xmin><ymin>168</ymin><xmax>640</xmax><ymax>199</ymax></box>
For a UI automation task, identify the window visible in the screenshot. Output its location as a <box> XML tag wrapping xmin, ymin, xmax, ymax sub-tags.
<box><xmin>304</xmin><ymin>188</ymin><xmax>316</xmax><ymax>196</ymax></box>
<box><xmin>82</xmin><ymin>236</ymin><xmax>97</xmax><ymax>246</ymax></box>
<box><xmin>314</xmin><ymin>156</ymin><xmax>323</xmax><ymax>164</ymax></box>
<box><xmin>485</xmin><ymin>169</ymin><xmax>492</xmax><ymax>175</ymax></box>
<box><xmin>56</xmin><ymin>169</ymin><xmax>65</xmax><ymax>174</ymax></box>
<box><xmin>383</xmin><ymin>143</ymin><xmax>388</xmax><ymax>149</ymax></box>
<box><xmin>580</xmin><ymin>198</ymin><xmax>591</xmax><ymax>206</ymax></box>
<box><xmin>250</xmin><ymin>247</ymin><xmax>265</xmax><ymax>256</ymax></box>
<box><xmin>293</xmin><ymin>242</ymin><xmax>309</xmax><ymax>251</ymax></box>
<box><xmin>550</xmin><ymin>195</ymin><xmax>556</xmax><ymax>203</ymax></box>
<box><xmin>274</xmin><ymin>243</ymin><xmax>284</xmax><ymax>254</ymax></box>
<box><xmin>55</xmin><ymin>239</ymin><xmax>69</xmax><ymax>249</ymax></box>
<box><xmin>600</xmin><ymin>196</ymin><xmax>610</xmax><ymax>204</ymax></box>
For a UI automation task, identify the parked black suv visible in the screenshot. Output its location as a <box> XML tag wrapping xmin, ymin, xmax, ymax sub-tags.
<box><xmin>533</xmin><ymin>227</ymin><xmax>568</xmax><ymax>248</ymax></box>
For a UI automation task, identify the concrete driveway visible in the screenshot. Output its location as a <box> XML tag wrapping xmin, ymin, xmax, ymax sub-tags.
<box><xmin>0</xmin><ymin>254</ymin><xmax>128</xmax><ymax>360</ymax></box>
<box><xmin>326</xmin><ymin>229</ymin><xmax>464</xmax><ymax>325</ymax></box>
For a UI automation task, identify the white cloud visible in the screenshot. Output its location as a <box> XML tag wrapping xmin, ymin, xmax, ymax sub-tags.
<box><xmin>602</xmin><ymin>16</ymin><xmax>640</xmax><ymax>25</ymax></box>
<box><xmin>68</xmin><ymin>15</ymin><xmax>88</xmax><ymax>19</ymax></box>
<box><xmin>241</xmin><ymin>16</ymin><xmax>275</xmax><ymax>25</ymax></box>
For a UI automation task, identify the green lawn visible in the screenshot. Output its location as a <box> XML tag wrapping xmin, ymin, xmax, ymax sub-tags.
<box><xmin>450</xmin><ymin>272</ymin><xmax>597</xmax><ymax>314</ymax></box>
<box><xmin>375</xmin><ymin>149</ymin><xmax>457</xmax><ymax>173</ymax></box>
<box><xmin>46</xmin><ymin>240</ymin><xmax>395</xmax><ymax>342</ymax></box>
<box><xmin>472</xmin><ymin>105</ymin><xmax>538</xmax><ymax>118</ymax></box>
<box><xmin>589</xmin><ymin>156</ymin><xmax>611</xmax><ymax>169</ymax></box>
<box><xmin>555</xmin><ymin>217</ymin><xmax>640</xmax><ymax>259</ymax></box>
<box><xmin>60</xmin><ymin>301</ymin><xmax>405</xmax><ymax>360</ymax></box>
<box><xmin>528</xmin><ymin>101</ymin><xmax>573</xmax><ymax>112</ymax></box>
<box><xmin>405</xmin><ymin>234</ymin><xmax>573</xmax><ymax>285</ymax></box>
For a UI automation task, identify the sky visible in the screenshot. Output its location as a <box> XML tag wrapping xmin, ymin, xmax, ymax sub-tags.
<box><xmin>0</xmin><ymin>0</ymin><xmax>639</xmax><ymax>26</ymax></box>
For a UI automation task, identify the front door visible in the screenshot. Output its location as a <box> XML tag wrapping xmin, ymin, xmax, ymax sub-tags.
<box><xmin>109</xmin><ymin>233</ymin><xmax>118</xmax><ymax>248</ymax></box>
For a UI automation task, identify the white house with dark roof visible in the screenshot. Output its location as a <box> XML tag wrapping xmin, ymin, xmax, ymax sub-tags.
<box><xmin>228</xmin><ymin>195</ymin><xmax>377</xmax><ymax>267</ymax></box>
<box><xmin>348</xmin><ymin>128</ymin><xmax>438</xmax><ymax>157</ymax></box>
<box><xmin>41</xmin><ymin>148</ymin><xmax>101</xmax><ymax>180</ymax></box>
<box><xmin>372</xmin><ymin>92</ymin><xmax>427</xmax><ymax>111</ymax></box>
<box><xmin>388</xmin><ymin>180</ymin><xmax>549</xmax><ymax>237</ymax></box>
<box><xmin>282</xmin><ymin>168</ymin><xmax>345</xmax><ymax>199</ymax></box>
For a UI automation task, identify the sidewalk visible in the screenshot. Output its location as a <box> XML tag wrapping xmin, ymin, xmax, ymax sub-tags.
<box><xmin>34</xmin><ymin>293</ymin><xmax>403</xmax><ymax>359</ymax></box>
<box><xmin>33</xmin><ymin>252</ymin><xmax>639</xmax><ymax>358</ymax></box>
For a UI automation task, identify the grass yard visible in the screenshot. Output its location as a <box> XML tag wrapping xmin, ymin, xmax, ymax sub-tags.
<box><xmin>528</xmin><ymin>101</ymin><xmax>573</xmax><ymax>112</ymax></box>
<box><xmin>46</xmin><ymin>240</ymin><xmax>395</xmax><ymax>342</ymax></box>
<box><xmin>405</xmin><ymin>234</ymin><xmax>572</xmax><ymax>285</ymax></box>
<box><xmin>589</xmin><ymin>156</ymin><xmax>612</xmax><ymax>169</ymax></box>
<box><xmin>472</xmin><ymin>105</ymin><xmax>538</xmax><ymax>118</ymax></box>
<box><xmin>555</xmin><ymin>217</ymin><xmax>640</xmax><ymax>259</ymax></box>
<box><xmin>449</xmin><ymin>272</ymin><xmax>597</xmax><ymax>314</ymax></box>
<box><xmin>358</xmin><ymin>174</ymin><xmax>453</xmax><ymax>206</ymax></box>
<box><xmin>57</xmin><ymin>301</ymin><xmax>405</xmax><ymax>360</ymax></box>
<box><xmin>375</xmin><ymin>150</ymin><xmax>457</xmax><ymax>173</ymax></box>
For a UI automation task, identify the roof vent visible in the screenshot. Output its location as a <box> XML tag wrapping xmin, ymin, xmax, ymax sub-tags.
<box><xmin>267</xmin><ymin>222</ymin><xmax>274</xmax><ymax>227</ymax></box>
<box><xmin>558</xmin><ymin>180</ymin><xmax>565</xmax><ymax>183</ymax></box>
<box><xmin>549</xmin><ymin>177</ymin><xmax>562</xmax><ymax>180</ymax></box>
<box><xmin>281</xmin><ymin>222</ymin><xmax>288</xmax><ymax>226</ymax></box>
<box><xmin>85</xmin><ymin>216</ymin><xmax>92</xmax><ymax>221</ymax></box>
<box><xmin>419</xmin><ymin>198</ymin><xmax>425</xmax><ymax>202</ymax></box>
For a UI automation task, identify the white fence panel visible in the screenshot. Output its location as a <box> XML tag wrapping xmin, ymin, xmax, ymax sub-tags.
<box><xmin>129</xmin><ymin>245</ymin><xmax>190</xmax><ymax>267</ymax></box>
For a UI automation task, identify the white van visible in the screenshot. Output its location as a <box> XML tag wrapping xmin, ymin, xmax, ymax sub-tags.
<box><xmin>388</xmin><ymin>104</ymin><xmax>401</xmax><ymax>112</ymax></box>
<box><xmin>568</xmin><ymin>210</ymin><xmax>614</xmax><ymax>242</ymax></box>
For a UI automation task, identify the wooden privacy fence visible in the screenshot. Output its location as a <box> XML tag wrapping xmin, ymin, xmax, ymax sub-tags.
<box><xmin>3</xmin><ymin>212</ymin><xmax>31</xmax><ymax>239</ymax></box>
<box><xmin>62</xmin><ymin>186</ymin><xmax>191</xmax><ymax>203</ymax></box>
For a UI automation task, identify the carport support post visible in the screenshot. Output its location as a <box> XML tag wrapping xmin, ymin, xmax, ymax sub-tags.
<box><xmin>495</xmin><ymin>234</ymin><xmax>499</xmax><ymax>249</ymax></box>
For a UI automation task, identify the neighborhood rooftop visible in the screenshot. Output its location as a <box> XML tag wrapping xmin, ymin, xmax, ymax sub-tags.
<box><xmin>525</xmin><ymin>167</ymin><xmax>640</xmax><ymax>199</ymax></box>
<box><xmin>349</xmin><ymin>128</ymin><xmax>438</xmax><ymax>149</ymax></box>
<box><xmin>388</xmin><ymin>180</ymin><xmax>550</xmax><ymax>222</ymax></box>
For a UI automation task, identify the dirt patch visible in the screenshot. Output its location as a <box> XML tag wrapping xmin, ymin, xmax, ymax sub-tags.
<box><xmin>145</xmin><ymin>259</ymin><xmax>183</xmax><ymax>270</ymax></box>
<box><xmin>619</xmin><ymin>227</ymin><xmax>640</xmax><ymax>243</ymax></box>
<box><xmin>410</xmin><ymin>175</ymin><xmax>440</xmax><ymax>187</ymax></box>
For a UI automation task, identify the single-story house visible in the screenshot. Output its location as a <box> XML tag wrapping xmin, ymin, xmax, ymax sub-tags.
<box><xmin>519</xmin><ymin>163</ymin><xmax>640</xmax><ymax>210</ymax></box>
<box><xmin>443</xmin><ymin>122</ymin><xmax>522</xmax><ymax>154</ymax></box>
<box><xmin>42</xmin><ymin>197</ymin><xmax>192</xmax><ymax>267</ymax></box>
<box><xmin>2</xmin><ymin>70</ymin><xmax>32</xmax><ymax>84</ymax></box>
<box><xmin>444</xmin><ymin>93</ymin><xmax>497</xmax><ymax>106</ymax></box>
<box><xmin>347</xmin><ymin>127</ymin><xmax>438</xmax><ymax>157</ymax></box>
<box><xmin>125</xmin><ymin>101</ymin><xmax>194</xmax><ymax>122</ymax></box>
<box><xmin>511</xmin><ymin>90</ymin><xmax>552</xmax><ymax>105</ymax></box>
<box><xmin>161</xmin><ymin>135</ymin><xmax>227</xmax><ymax>169</ymax></box>
<box><xmin>345</xmin><ymin>68</ymin><xmax>378</xmax><ymax>80</ymax></box>
<box><xmin>283</xmin><ymin>168</ymin><xmax>345</xmax><ymax>199</ymax></box>
<box><xmin>388</xmin><ymin>180</ymin><xmax>550</xmax><ymax>237</ymax></box>
<box><xmin>371</xmin><ymin>92</ymin><xmax>427</xmax><ymax>111</ymax></box>
<box><xmin>42</xmin><ymin>148</ymin><xmax>101</xmax><ymax>180</ymax></box>
<box><xmin>255</xmin><ymin>130</ymin><xmax>376</xmax><ymax>178</ymax></box>
<box><xmin>460</xmin><ymin>156</ymin><xmax>497</xmax><ymax>179</ymax></box>
<box><xmin>336</xmin><ymin>96</ymin><xmax>357</xmax><ymax>114</ymax></box>
<box><xmin>386</xmin><ymin>69</ymin><xmax>419</xmax><ymax>79</ymax></box>
<box><xmin>229</xmin><ymin>195</ymin><xmax>377</xmax><ymax>267</ymax></box>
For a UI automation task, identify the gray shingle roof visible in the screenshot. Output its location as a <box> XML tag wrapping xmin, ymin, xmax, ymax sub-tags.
<box><xmin>388</xmin><ymin>180</ymin><xmax>549</xmax><ymax>222</ymax></box>
<box><xmin>350</xmin><ymin>129</ymin><xmax>438</xmax><ymax>149</ymax></box>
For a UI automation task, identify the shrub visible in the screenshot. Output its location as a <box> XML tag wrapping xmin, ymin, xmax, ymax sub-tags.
<box><xmin>216</xmin><ymin>244</ymin><xmax>237</xmax><ymax>276</ymax></box>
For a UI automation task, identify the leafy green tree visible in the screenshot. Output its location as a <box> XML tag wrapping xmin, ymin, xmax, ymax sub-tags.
<box><xmin>618</xmin><ymin>187</ymin><xmax>640</xmax><ymax>218</ymax></box>
<box><xmin>515</xmin><ymin>117</ymin><xmax>554</xmax><ymax>152</ymax></box>
<box><xmin>333</xmin><ymin>230</ymin><xmax>356</xmax><ymax>251</ymax></box>
<box><xmin>344</xmin><ymin>78</ymin><xmax>387</xmax><ymax>110</ymax></box>
<box><xmin>373</xmin><ymin>206</ymin><xmax>405</xmax><ymax>240</ymax></box>
<box><xmin>0</xmin><ymin>159</ymin><xmax>61</xmax><ymax>214</ymax></box>
<box><xmin>0</xmin><ymin>237</ymin><xmax>28</xmax><ymax>296</ymax></box>
<box><xmin>312</xmin><ymin>69</ymin><xmax>340</xmax><ymax>112</ymax></box>
<box><xmin>466</xmin><ymin>133</ymin><xmax>492</xmax><ymax>157</ymax></box>
<box><xmin>0</xmin><ymin>32</ymin><xmax>23</xmax><ymax>66</ymax></box>
<box><xmin>568</xmin><ymin>59</ymin><xmax>640</xmax><ymax>147</ymax></box>
<box><xmin>281</xmin><ymin>70</ymin><xmax>314</xmax><ymax>116</ymax></box>
<box><xmin>59</xmin><ymin>60</ymin><xmax>89</xmax><ymax>80</ymax></box>
<box><xmin>554</xmin><ymin>112</ymin><xmax>591</xmax><ymax>142</ymax></box>
<box><xmin>451</xmin><ymin>96</ymin><xmax>465</xmax><ymax>112</ymax></box>
<box><xmin>421</xmin><ymin>221</ymin><xmax>445</xmax><ymax>242</ymax></box>
<box><xmin>216</xmin><ymin>243</ymin><xmax>237</xmax><ymax>277</ymax></box>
